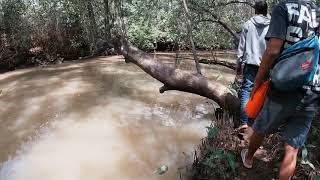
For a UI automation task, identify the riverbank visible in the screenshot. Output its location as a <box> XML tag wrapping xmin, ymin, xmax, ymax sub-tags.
<box><xmin>0</xmin><ymin>50</ymin><xmax>237</xmax><ymax>73</ymax></box>
<box><xmin>189</xmin><ymin>108</ymin><xmax>320</xmax><ymax>180</ymax></box>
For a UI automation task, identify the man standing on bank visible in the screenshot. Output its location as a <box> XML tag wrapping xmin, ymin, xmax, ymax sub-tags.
<box><xmin>237</xmin><ymin>0</ymin><xmax>270</xmax><ymax>130</ymax></box>
<box><xmin>241</xmin><ymin>0</ymin><xmax>319</xmax><ymax>179</ymax></box>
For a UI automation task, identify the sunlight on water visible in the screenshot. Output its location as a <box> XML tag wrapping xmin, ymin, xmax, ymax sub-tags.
<box><xmin>0</xmin><ymin>98</ymin><xmax>210</xmax><ymax>180</ymax></box>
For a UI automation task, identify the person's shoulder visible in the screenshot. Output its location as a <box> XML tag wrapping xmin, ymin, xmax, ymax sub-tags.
<box><xmin>241</xmin><ymin>20</ymin><xmax>251</xmax><ymax>30</ymax></box>
<box><xmin>276</xmin><ymin>0</ymin><xmax>308</xmax><ymax>8</ymax></box>
<box><xmin>245</xmin><ymin>19</ymin><xmax>252</xmax><ymax>25</ymax></box>
<box><xmin>274</xmin><ymin>1</ymin><xmax>288</xmax><ymax>10</ymax></box>
<box><xmin>271</xmin><ymin>0</ymin><xmax>289</xmax><ymax>15</ymax></box>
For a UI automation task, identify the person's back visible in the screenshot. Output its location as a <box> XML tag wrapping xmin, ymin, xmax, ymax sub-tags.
<box><xmin>241</xmin><ymin>15</ymin><xmax>270</xmax><ymax>66</ymax></box>
<box><xmin>237</xmin><ymin>1</ymin><xmax>270</xmax><ymax>129</ymax></box>
<box><xmin>269</xmin><ymin>0</ymin><xmax>320</xmax><ymax>90</ymax></box>
<box><xmin>241</xmin><ymin>0</ymin><xmax>320</xmax><ymax>179</ymax></box>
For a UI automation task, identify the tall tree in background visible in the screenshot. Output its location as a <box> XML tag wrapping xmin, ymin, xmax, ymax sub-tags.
<box><xmin>47</xmin><ymin>1</ymin><xmax>60</xmax><ymax>57</ymax></box>
<box><xmin>85</xmin><ymin>0</ymin><xmax>98</xmax><ymax>54</ymax></box>
<box><xmin>103</xmin><ymin>0</ymin><xmax>112</xmax><ymax>39</ymax></box>
<box><xmin>1</xmin><ymin>0</ymin><xmax>31</xmax><ymax>69</ymax></box>
<box><xmin>182</xmin><ymin>0</ymin><xmax>201</xmax><ymax>74</ymax></box>
<box><xmin>2</xmin><ymin>0</ymin><xmax>29</xmax><ymax>49</ymax></box>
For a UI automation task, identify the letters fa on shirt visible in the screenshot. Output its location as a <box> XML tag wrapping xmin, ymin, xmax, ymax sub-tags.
<box><xmin>286</xmin><ymin>3</ymin><xmax>318</xmax><ymax>46</ymax></box>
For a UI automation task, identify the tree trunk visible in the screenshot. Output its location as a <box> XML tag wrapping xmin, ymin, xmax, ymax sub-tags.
<box><xmin>86</xmin><ymin>0</ymin><xmax>98</xmax><ymax>54</ymax></box>
<box><xmin>182</xmin><ymin>0</ymin><xmax>202</xmax><ymax>75</ymax></box>
<box><xmin>103</xmin><ymin>0</ymin><xmax>111</xmax><ymax>40</ymax></box>
<box><xmin>47</xmin><ymin>1</ymin><xmax>62</xmax><ymax>58</ymax></box>
<box><xmin>174</xmin><ymin>43</ymin><xmax>181</xmax><ymax>68</ymax></box>
<box><xmin>120</xmin><ymin>43</ymin><xmax>240</xmax><ymax>117</ymax></box>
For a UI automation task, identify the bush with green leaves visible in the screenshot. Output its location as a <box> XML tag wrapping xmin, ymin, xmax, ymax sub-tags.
<box><xmin>201</xmin><ymin>127</ymin><xmax>238</xmax><ymax>179</ymax></box>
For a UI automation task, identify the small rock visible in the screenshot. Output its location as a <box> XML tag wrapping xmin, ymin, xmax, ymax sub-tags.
<box><xmin>154</xmin><ymin>165</ymin><xmax>168</xmax><ymax>175</ymax></box>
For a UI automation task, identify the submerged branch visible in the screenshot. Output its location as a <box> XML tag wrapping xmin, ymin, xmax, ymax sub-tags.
<box><xmin>199</xmin><ymin>58</ymin><xmax>237</xmax><ymax>70</ymax></box>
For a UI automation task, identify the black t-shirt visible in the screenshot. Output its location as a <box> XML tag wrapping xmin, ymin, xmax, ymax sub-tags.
<box><xmin>267</xmin><ymin>0</ymin><xmax>320</xmax><ymax>89</ymax></box>
<box><xmin>266</xmin><ymin>0</ymin><xmax>319</xmax><ymax>48</ymax></box>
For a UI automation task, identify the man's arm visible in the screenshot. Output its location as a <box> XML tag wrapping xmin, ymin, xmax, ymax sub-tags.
<box><xmin>250</xmin><ymin>38</ymin><xmax>284</xmax><ymax>98</ymax></box>
<box><xmin>250</xmin><ymin>2</ymin><xmax>287</xmax><ymax>94</ymax></box>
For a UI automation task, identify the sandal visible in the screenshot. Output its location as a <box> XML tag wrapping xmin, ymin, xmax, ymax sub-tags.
<box><xmin>236</xmin><ymin>124</ymin><xmax>248</xmax><ymax>133</ymax></box>
<box><xmin>241</xmin><ymin>149</ymin><xmax>253</xmax><ymax>169</ymax></box>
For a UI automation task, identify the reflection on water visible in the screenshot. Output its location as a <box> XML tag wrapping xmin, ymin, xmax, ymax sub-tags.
<box><xmin>0</xmin><ymin>55</ymin><xmax>234</xmax><ymax>180</ymax></box>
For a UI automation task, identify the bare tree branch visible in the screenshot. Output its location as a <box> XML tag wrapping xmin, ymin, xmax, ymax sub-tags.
<box><xmin>207</xmin><ymin>0</ymin><xmax>254</xmax><ymax>9</ymax></box>
<box><xmin>120</xmin><ymin>43</ymin><xmax>240</xmax><ymax>117</ymax></box>
<box><xmin>190</xmin><ymin>3</ymin><xmax>240</xmax><ymax>41</ymax></box>
<box><xmin>195</xmin><ymin>19</ymin><xmax>218</xmax><ymax>24</ymax></box>
<box><xmin>219</xmin><ymin>1</ymin><xmax>254</xmax><ymax>8</ymax></box>
<box><xmin>204</xmin><ymin>11</ymin><xmax>240</xmax><ymax>41</ymax></box>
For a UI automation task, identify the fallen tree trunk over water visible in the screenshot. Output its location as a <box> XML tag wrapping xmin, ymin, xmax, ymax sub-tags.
<box><xmin>120</xmin><ymin>44</ymin><xmax>240</xmax><ymax>117</ymax></box>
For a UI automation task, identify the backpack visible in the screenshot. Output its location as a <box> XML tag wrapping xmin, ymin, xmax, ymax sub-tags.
<box><xmin>270</xmin><ymin>35</ymin><xmax>320</xmax><ymax>91</ymax></box>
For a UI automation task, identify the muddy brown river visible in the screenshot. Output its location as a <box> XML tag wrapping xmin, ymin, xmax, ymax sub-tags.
<box><xmin>0</xmin><ymin>55</ymin><xmax>235</xmax><ymax>180</ymax></box>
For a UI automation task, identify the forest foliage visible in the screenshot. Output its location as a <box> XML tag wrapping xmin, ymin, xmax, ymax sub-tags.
<box><xmin>0</xmin><ymin>0</ymin><xmax>280</xmax><ymax>71</ymax></box>
<box><xmin>1</xmin><ymin>1</ymin><xmax>320</xmax><ymax>179</ymax></box>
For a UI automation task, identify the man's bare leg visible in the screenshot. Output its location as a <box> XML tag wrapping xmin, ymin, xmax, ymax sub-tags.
<box><xmin>279</xmin><ymin>143</ymin><xmax>298</xmax><ymax>180</ymax></box>
<box><xmin>245</xmin><ymin>131</ymin><xmax>264</xmax><ymax>165</ymax></box>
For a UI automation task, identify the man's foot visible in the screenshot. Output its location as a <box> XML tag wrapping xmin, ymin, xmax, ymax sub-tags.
<box><xmin>237</xmin><ymin>124</ymin><xmax>249</xmax><ymax>132</ymax></box>
<box><xmin>241</xmin><ymin>149</ymin><xmax>253</xmax><ymax>169</ymax></box>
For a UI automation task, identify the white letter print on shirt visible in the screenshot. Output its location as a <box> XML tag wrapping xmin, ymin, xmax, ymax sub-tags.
<box><xmin>286</xmin><ymin>3</ymin><xmax>317</xmax><ymax>44</ymax></box>
<box><xmin>297</xmin><ymin>5</ymin><xmax>311</xmax><ymax>23</ymax></box>
<box><xmin>286</xmin><ymin>26</ymin><xmax>302</xmax><ymax>42</ymax></box>
<box><xmin>287</xmin><ymin>3</ymin><xmax>299</xmax><ymax>21</ymax></box>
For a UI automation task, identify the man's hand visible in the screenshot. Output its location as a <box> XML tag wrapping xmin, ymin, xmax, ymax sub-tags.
<box><xmin>235</xmin><ymin>61</ymin><xmax>244</xmax><ymax>83</ymax></box>
<box><xmin>250</xmin><ymin>84</ymin><xmax>259</xmax><ymax>100</ymax></box>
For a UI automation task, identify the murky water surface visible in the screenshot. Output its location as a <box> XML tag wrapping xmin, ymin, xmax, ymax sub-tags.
<box><xmin>0</xmin><ymin>55</ymin><xmax>234</xmax><ymax>180</ymax></box>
